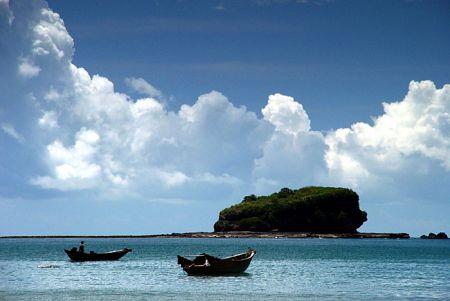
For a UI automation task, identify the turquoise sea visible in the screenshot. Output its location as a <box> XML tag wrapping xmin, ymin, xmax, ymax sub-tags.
<box><xmin>1</xmin><ymin>238</ymin><xmax>449</xmax><ymax>300</ymax></box>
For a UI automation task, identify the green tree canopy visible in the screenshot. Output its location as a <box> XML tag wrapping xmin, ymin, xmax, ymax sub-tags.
<box><xmin>214</xmin><ymin>186</ymin><xmax>367</xmax><ymax>233</ymax></box>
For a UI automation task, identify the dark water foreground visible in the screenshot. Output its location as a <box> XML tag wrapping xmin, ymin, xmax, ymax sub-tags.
<box><xmin>1</xmin><ymin>238</ymin><xmax>449</xmax><ymax>300</ymax></box>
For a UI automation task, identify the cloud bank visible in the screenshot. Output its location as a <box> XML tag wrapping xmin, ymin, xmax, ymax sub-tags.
<box><xmin>0</xmin><ymin>0</ymin><xmax>449</xmax><ymax>233</ymax></box>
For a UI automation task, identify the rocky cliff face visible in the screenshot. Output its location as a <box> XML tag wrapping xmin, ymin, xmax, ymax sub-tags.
<box><xmin>214</xmin><ymin>187</ymin><xmax>367</xmax><ymax>233</ymax></box>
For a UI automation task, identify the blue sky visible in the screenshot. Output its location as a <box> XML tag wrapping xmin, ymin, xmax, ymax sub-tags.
<box><xmin>0</xmin><ymin>0</ymin><xmax>449</xmax><ymax>236</ymax></box>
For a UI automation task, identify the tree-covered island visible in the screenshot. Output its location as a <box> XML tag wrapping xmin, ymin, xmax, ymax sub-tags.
<box><xmin>214</xmin><ymin>186</ymin><xmax>368</xmax><ymax>233</ymax></box>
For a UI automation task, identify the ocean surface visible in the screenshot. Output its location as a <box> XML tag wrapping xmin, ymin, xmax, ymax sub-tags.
<box><xmin>0</xmin><ymin>238</ymin><xmax>449</xmax><ymax>300</ymax></box>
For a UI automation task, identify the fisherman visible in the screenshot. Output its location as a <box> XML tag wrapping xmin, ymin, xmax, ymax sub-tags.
<box><xmin>78</xmin><ymin>241</ymin><xmax>85</xmax><ymax>253</ymax></box>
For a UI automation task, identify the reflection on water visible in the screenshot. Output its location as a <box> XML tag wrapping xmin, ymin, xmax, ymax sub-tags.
<box><xmin>1</xmin><ymin>238</ymin><xmax>449</xmax><ymax>300</ymax></box>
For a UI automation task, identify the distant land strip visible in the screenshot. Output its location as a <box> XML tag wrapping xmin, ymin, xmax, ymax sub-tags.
<box><xmin>0</xmin><ymin>232</ymin><xmax>410</xmax><ymax>239</ymax></box>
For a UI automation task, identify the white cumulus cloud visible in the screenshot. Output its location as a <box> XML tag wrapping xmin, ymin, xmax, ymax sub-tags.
<box><xmin>31</xmin><ymin>7</ymin><xmax>74</xmax><ymax>60</ymax></box>
<box><xmin>253</xmin><ymin>93</ymin><xmax>327</xmax><ymax>193</ymax></box>
<box><xmin>18</xmin><ymin>57</ymin><xmax>41</xmax><ymax>78</ymax></box>
<box><xmin>32</xmin><ymin>128</ymin><xmax>102</xmax><ymax>190</ymax></box>
<box><xmin>262</xmin><ymin>93</ymin><xmax>311</xmax><ymax>134</ymax></box>
<box><xmin>38</xmin><ymin>110</ymin><xmax>58</xmax><ymax>128</ymax></box>
<box><xmin>325</xmin><ymin>80</ymin><xmax>450</xmax><ymax>188</ymax></box>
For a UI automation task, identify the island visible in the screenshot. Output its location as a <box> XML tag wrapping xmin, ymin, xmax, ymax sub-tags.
<box><xmin>420</xmin><ymin>232</ymin><xmax>448</xmax><ymax>239</ymax></box>
<box><xmin>214</xmin><ymin>186</ymin><xmax>368</xmax><ymax>233</ymax></box>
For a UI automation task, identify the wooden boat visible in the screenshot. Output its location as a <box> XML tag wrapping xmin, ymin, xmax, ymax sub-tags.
<box><xmin>64</xmin><ymin>247</ymin><xmax>132</xmax><ymax>262</ymax></box>
<box><xmin>177</xmin><ymin>248</ymin><xmax>256</xmax><ymax>275</ymax></box>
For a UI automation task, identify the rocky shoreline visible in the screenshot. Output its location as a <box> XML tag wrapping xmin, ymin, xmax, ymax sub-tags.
<box><xmin>0</xmin><ymin>231</ymin><xmax>410</xmax><ymax>239</ymax></box>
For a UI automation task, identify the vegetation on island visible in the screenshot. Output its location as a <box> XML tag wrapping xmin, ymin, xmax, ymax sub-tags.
<box><xmin>214</xmin><ymin>186</ymin><xmax>368</xmax><ymax>233</ymax></box>
<box><xmin>420</xmin><ymin>232</ymin><xmax>448</xmax><ymax>239</ymax></box>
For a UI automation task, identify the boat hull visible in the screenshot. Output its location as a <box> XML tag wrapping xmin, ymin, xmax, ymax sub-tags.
<box><xmin>178</xmin><ymin>249</ymin><xmax>256</xmax><ymax>276</ymax></box>
<box><xmin>64</xmin><ymin>248</ymin><xmax>131</xmax><ymax>262</ymax></box>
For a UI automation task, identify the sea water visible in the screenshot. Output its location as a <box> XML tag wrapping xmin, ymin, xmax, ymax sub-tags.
<box><xmin>0</xmin><ymin>238</ymin><xmax>449</xmax><ymax>300</ymax></box>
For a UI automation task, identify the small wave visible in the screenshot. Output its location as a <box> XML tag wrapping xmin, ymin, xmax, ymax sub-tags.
<box><xmin>38</xmin><ymin>263</ymin><xmax>60</xmax><ymax>268</ymax></box>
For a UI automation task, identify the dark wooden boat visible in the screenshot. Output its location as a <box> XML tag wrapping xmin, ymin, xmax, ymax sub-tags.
<box><xmin>64</xmin><ymin>247</ymin><xmax>132</xmax><ymax>262</ymax></box>
<box><xmin>177</xmin><ymin>248</ymin><xmax>256</xmax><ymax>275</ymax></box>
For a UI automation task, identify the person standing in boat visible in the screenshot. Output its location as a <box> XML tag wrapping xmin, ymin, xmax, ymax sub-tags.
<box><xmin>79</xmin><ymin>241</ymin><xmax>85</xmax><ymax>253</ymax></box>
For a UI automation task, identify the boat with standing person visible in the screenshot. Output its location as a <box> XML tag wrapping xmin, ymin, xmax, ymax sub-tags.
<box><xmin>64</xmin><ymin>247</ymin><xmax>132</xmax><ymax>262</ymax></box>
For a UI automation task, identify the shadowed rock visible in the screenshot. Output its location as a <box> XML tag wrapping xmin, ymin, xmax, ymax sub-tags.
<box><xmin>421</xmin><ymin>232</ymin><xmax>448</xmax><ymax>239</ymax></box>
